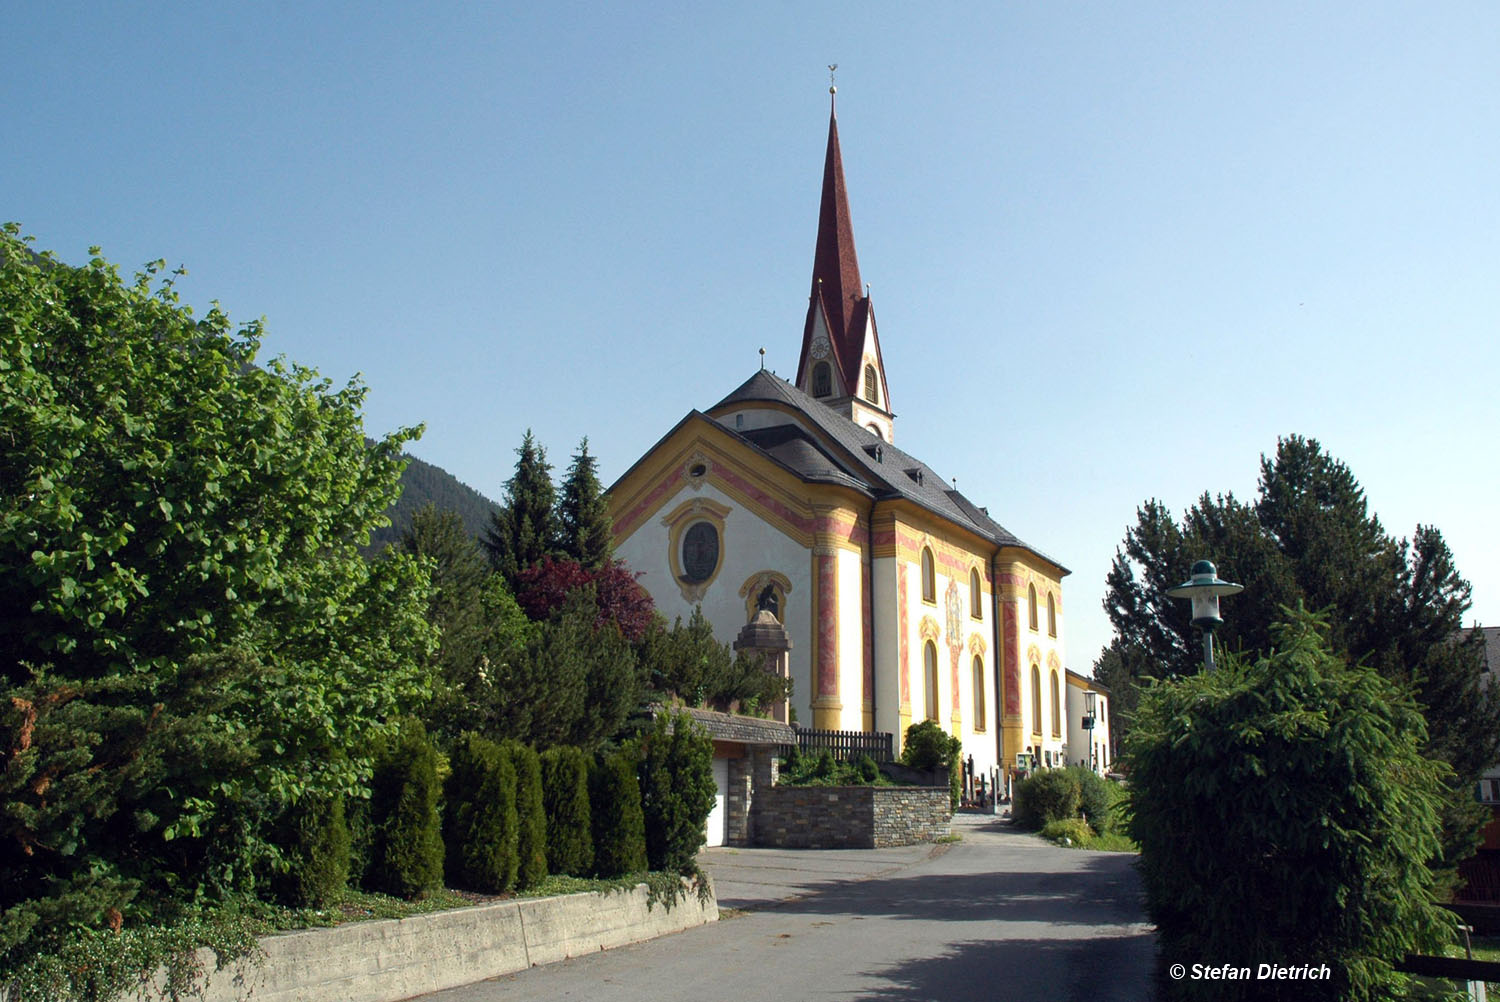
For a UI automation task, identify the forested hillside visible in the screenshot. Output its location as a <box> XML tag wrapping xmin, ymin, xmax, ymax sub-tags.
<box><xmin>368</xmin><ymin>451</ymin><xmax>500</xmax><ymax>550</ymax></box>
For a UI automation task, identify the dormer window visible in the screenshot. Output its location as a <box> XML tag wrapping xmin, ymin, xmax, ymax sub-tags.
<box><xmin>864</xmin><ymin>364</ymin><xmax>879</xmax><ymax>404</ymax></box>
<box><xmin>812</xmin><ymin>362</ymin><xmax>832</xmax><ymax>397</ymax></box>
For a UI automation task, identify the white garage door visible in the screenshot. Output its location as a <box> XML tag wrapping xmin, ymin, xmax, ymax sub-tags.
<box><xmin>705</xmin><ymin>756</ymin><xmax>728</xmax><ymax>847</ymax></box>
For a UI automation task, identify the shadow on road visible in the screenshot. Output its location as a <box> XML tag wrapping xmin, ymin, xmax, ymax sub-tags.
<box><xmin>763</xmin><ymin>851</ymin><xmax>1147</xmax><ymax>928</ymax></box>
<box><xmin>853</xmin><ymin>934</ymin><xmax>1158</xmax><ymax>1002</ymax></box>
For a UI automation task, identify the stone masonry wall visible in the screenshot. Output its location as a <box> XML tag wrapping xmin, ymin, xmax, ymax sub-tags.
<box><xmin>751</xmin><ymin>786</ymin><xmax>951</xmax><ymax>849</ymax></box>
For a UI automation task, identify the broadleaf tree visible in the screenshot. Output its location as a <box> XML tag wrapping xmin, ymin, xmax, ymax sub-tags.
<box><xmin>0</xmin><ymin>226</ymin><xmax>436</xmax><ymax>970</ymax></box>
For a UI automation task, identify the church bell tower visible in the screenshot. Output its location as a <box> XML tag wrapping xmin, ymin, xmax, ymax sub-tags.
<box><xmin>793</xmin><ymin>86</ymin><xmax>896</xmax><ymax>443</ymax></box>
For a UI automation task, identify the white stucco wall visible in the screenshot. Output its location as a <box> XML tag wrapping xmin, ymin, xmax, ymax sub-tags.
<box><xmin>613</xmin><ymin>481</ymin><xmax>814</xmax><ymax>721</ymax></box>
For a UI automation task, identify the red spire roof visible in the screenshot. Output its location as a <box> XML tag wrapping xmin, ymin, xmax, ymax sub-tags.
<box><xmin>797</xmin><ymin>97</ymin><xmax>882</xmax><ymax>406</ymax></box>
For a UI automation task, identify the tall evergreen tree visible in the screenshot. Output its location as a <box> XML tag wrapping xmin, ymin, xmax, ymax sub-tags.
<box><xmin>484</xmin><ymin>429</ymin><xmax>558</xmax><ymax>585</ymax></box>
<box><xmin>1100</xmin><ymin>434</ymin><xmax>1498</xmax><ymax>868</ymax></box>
<box><xmin>556</xmin><ymin>437</ymin><xmax>614</xmax><ymax>569</ymax></box>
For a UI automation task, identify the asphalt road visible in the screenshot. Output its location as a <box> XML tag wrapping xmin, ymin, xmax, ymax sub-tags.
<box><xmin>416</xmin><ymin>814</ymin><xmax>1157</xmax><ymax>1002</ymax></box>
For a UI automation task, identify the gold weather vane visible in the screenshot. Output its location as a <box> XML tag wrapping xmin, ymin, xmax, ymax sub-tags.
<box><xmin>829</xmin><ymin>63</ymin><xmax>837</xmax><ymax>95</ymax></box>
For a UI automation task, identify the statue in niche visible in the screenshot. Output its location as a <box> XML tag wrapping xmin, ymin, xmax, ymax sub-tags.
<box><xmin>755</xmin><ymin>582</ymin><xmax>780</xmax><ymax>621</ymax></box>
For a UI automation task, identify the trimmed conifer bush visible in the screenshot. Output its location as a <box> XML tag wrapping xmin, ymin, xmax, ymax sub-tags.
<box><xmin>541</xmin><ymin>746</ymin><xmax>594</xmax><ymax>876</ymax></box>
<box><xmin>443</xmin><ymin>733</ymin><xmax>518</xmax><ymax>893</ymax></box>
<box><xmin>1126</xmin><ymin>610</ymin><xmax>1452</xmax><ymax>1001</ymax></box>
<box><xmin>589</xmin><ymin>746</ymin><xmax>647</xmax><ymax>877</ymax></box>
<box><xmin>506</xmin><ymin>741</ymin><xmax>549</xmax><ymax>891</ymax></box>
<box><xmin>367</xmin><ymin>720</ymin><xmax>445</xmax><ymax>899</ymax></box>
<box><xmin>639</xmin><ymin>711</ymin><xmax>716</xmax><ymax>873</ymax></box>
<box><xmin>273</xmin><ymin>792</ymin><xmax>351</xmax><ymax>907</ymax></box>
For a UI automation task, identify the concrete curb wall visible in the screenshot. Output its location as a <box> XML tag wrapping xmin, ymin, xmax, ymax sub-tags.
<box><xmin>133</xmin><ymin>882</ymin><xmax>717</xmax><ymax>1002</ymax></box>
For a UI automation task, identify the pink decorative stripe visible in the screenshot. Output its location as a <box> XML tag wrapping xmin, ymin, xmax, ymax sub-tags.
<box><xmin>717</xmin><ymin>465</ymin><xmax>817</xmax><ymax>536</ymax></box>
<box><xmin>1003</xmin><ymin>602</ymin><xmax>1021</xmax><ymax>716</ymax></box>
<box><xmin>817</xmin><ymin>554</ymin><xmax>837</xmax><ymax>698</ymax></box>
<box><xmin>615</xmin><ymin>470</ymin><xmax>684</xmax><ymax>538</ymax></box>
<box><xmin>898</xmin><ymin>563</ymin><xmax>910</xmax><ymax>706</ymax></box>
<box><xmin>950</xmin><ymin>648</ymin><xmax>961</xmax><ymax>714</ymax></box>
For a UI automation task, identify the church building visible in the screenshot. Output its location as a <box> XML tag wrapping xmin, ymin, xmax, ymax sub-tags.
<box><xmin>608</xmin><ymin>95</ymin><xmax>1083</xmax><ymax>784</ymax></box>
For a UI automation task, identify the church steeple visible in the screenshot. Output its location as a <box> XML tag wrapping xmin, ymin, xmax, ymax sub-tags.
<box><xmin>795</xmin><ymin>88</ymin><xmax>895</xmax><ymax>443</ymax></box>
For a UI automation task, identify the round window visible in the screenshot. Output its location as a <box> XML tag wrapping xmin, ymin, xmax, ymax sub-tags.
<box><xmin>681</xmin><ymin>522</ymin><xmax>719</xmax><ymax>583</ymax></box>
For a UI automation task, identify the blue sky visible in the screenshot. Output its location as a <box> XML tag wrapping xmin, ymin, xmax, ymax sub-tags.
<box><xmin>6</xmin><ymin>2</ymin><xmax>1497</xmax><ymax>670</ymax></box>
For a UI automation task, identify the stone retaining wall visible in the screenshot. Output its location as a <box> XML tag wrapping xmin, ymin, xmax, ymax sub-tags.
<box><xmin>752</xmin><ymin>785</ymin><xmax>951</xmax><ymax>849</ymax></box>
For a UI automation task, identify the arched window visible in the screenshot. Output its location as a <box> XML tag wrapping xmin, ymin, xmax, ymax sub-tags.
<box><xmin>921</xmin><ymin>547</ymin><xmax>936</xmax><ymax>603</ymax></box>
<box><xmin>969</xmin><ymin>568</ymin><xmax>982</xmax><ymax>618</ymax></box>
<box><xmin>1047</xmin><ymin>592</ymin><xmax>1057</xmax><ymax>637</ymax></box>
<box><xmin>1030</xmin><ymin>664</ymin><xmax>1042</xmax><ymax>735</ymax></box>
<box><xmin>924</xmin><ymin>641</ymin><xmax>939</xmax><ymax>721</ymax></box>
<box><xmin>1028</xmin><ymin>583</ymin><xmax>1038</xmax><ymax>631</ymax></box>
<box><xmin>812</xmin><ymin>361</ymin><xmax>832</xmax><ymax>397</ymax></box>
<box><xmin>972</xmin><ymin>655</ymin><xmax>986</xmax><ymax>731</ymax></box>
<box><xmin>864</xmin><ymin>364</ymin><xmax>879</xmax><ymax>403</ymax></box>
<box><xmin>1050</xmin><ymin>671</ymin><xmax>1061</xmax><ymax>737</ymax></box>
<box><xmin>867</xmin><ymin>423</ymin><xmax>883</xmax><ymax>440</ymax></box>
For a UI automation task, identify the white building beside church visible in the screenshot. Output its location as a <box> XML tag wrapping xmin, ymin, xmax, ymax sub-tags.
<box><xmin>609</xmin><ymin>96</ymin><xmax>1100</xmax><ymax>784</ymax></box>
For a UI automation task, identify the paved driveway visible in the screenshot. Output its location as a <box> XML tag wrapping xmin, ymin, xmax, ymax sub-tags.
<box><xmin>420</xmin><ymin>812</ymin><xmax>1157</xmax><ymax>1002</ymax></box>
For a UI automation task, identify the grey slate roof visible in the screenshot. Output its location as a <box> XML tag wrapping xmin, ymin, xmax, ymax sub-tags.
<box><xmin>682</xmin><ymin>707</ymin><xmax>796</xmax><ymax>746</ymax></box>
<box><xmin>709</xmin><ymin>370</ymin><xmax>1066</xmax><ymax>572</ymax></box>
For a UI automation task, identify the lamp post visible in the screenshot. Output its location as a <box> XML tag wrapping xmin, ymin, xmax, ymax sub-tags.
<box><xmin>1082</xmin><ymin>689</ymin><xmax>1097</xmax><ymax>772</ymax></box>
<box><xmin>1167</xmin><ymin>559</ymin><xmax>1244</xmax><ymax>671</ymax></box>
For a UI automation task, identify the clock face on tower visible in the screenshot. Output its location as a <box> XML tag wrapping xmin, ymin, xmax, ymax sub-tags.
<box><xmin>810</xmin><ymin>331</ymin><xmax>831</xmax><ymax>360</ymax></box>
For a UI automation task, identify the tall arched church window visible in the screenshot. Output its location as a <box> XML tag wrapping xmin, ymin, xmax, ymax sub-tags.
<box><xmin>924</xmin><ymin>641</ymin><xmax>939</xmax><ymax>720</ymax></box>
<box><xmin>1028</xmin><ymin>583</ymin><xmax>1038</xmax><ymax>631</ymax></box>
<box><xmin>812</xmin><ymin>361</ymin><xmax>832</xmax><ymax>397</ymax></box>
<box><xmin>1047</xmin><ymin>592</ymin><xmax>1057</xmax><ymax>637</ymax></box>
<box><xmin>1031</xmin><ymin>664</ymin><xmax>1042</xmax><ymax>734</ymax></box>
<box><xmin>864</xmin><ymin>364</ymin><xmax>879</xmax><ymax>404</ymax></box>
<box><xmin>972</xmin><ymin>655</ymin><xmax>986</xmax><ymax>731</ymax></box>
<box><xmin>969</xmin><ymin>568</ymin><xmax>982</xmax><ymax>619</ymax></box>
<box><xmin>921</xmin><ymin>547</ymin><xmax>936</xmax><ymax>603</ymax></box>
<box><xmin>1050</xmin><ymin>671</ymin><xmax>1061</xmax><ymax>737</ymax></box>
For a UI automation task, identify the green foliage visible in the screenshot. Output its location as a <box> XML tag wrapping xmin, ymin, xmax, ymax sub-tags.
<box><xmin>637</xmin><ymin>608</ymin><xmax>789</xmax><ymax>712</ymax></box>
<box><xmin>901</xmin><ymin>720</ymin><xmax>960</xmax><ymax>770</ymax></box>
<box><xmin>1102</xmin><ymin>435</ymin><xmax>1497</xmax><ymax>868</ymax></box>
<box><xmin>1039</xmin><ymin>817</ymin><xmax>1095</xmax><ymax>846</ymax></box>
<box><xmin>506</xmin><ymin>742</ymin><xmax>549</xmax><ymax>892</ymax></box>
<box><xmin>589</xmin><ymin>747</ymin><xmax>646</xmax><ymax>878</ymax></box>
<box><xmin>486</xmin><ymin>587</ymin><xmax>640</xmax><ymax>749</ymax></box>
<box><xmin>273</xmin><ymin>793</ymin><xmax>351</xmax><ymax>909</ymax></box>
<box><xmin>1069</xmin><ymin>765</ymin><xmax>1122</xmax><ymax>835</ymax></box>
<box><xmin>540</xmin><ymin>747</ymin><xmax>594</xmax><ymax>876</ymax></box>
<box><xmin>0</xmin><ymin>228</ymin><xmax>436</xmax><ymax>969</ymax></box>
<box><xmin>484</xmin><ymin>429</ymin><xmax>559</xmax><ymax>586</ymax></box>
<box><xmin>778</xmin><ymin>750</ymin><xmax>893</xmax><ymax>787</ymax></box>
<box><xmin>0</xmin><ymin>909</ymin><xmax>263</xmax><ymax>1002</ymax></box>
<box><xmin>1124</xmin><ymin>608</ymin><xmax>1453</xmax><ymax>1001</ymax></box>
<box><xmin>400</xmin><ymin>504</ymin><xmax>501</xmax><ymax>746</ymax></box>
<box><xmin>1012</xmin><ymin>769</ymin><xmax>1082</xmax><ymax>830</ymax></box>
<box><xmin>901</xmin><ymin>720</ymin><xmax>961</xmax><ymax>809</ymax></box>
<box><xmin>443</xmin><ymin>734</ymin><xmax>518</xmax><ymax>894</ymax></box>
<box><xmin>367</xmin><ymin>722</ymin><xmax>444</xmax><ymax>900</ymax></box>
<box><xmin>1012</xmin><ymin>766</ymin><xmax>1122</xmax><ymax>834</ymax></box>
<box><xmin>639</xmin><ymin>713</ymin><xmax>717</xmax><ymax>874</ymax></box>
<box><xmin>556</xmin><ymin>437</ymin><xmax>614</xmax><ymax>569</ymax></box>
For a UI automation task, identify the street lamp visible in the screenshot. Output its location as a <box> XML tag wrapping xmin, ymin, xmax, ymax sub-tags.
<box><xmin>1082</xmin><ymin>689</ymin><xmax>1097</xmax><ymax>772</ymax></box>
<box><xmin>1167</xmin><ymin>559</ymin><xmax>1244</xmax><ymax>671</ymax></box>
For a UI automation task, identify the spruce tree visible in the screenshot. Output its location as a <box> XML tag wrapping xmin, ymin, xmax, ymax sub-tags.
<box><xmin>556</xmin><ymin>437</ymin><xmax>614</xmax><ymax>569</ymax></box>
<box><xmin>484</xmin><ymin>429</ymin><xmax>558</xmax><ymax>585</ymax></box>
<box><xmin>402</xmin><ymin>504</ymin><xmax>494</xmax><ymax>744</ymax></box>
